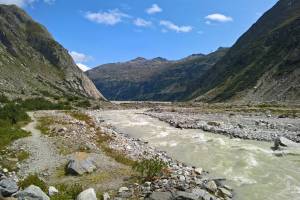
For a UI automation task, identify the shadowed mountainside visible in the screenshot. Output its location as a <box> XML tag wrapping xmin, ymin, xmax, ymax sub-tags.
<box><xmin>193</xmin><ymin>0</ymin><xmax>300</xmax><ymax>103</ymax></box>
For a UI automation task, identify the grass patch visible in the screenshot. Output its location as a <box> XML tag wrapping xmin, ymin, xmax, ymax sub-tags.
<box><xmin>51</xmin><ymin>184</ymin><xmax>83</xmax><ymax>200</ymax></box>
<box><xmin>0</xmin><ymin>126</ymin><xmax>30</xmax><ymax>151</ymax></box>
<box><xmin>37</xmin><ymin>117</ymin><xmax>55</xmax><ymax>135</ymax></box>
<box><xmin>66</xmin><ymin>111</ymin><xmax>93</xmax><ymax>125</ymax></box>
<box><xmin>18</xmin><ymin>174</ymin><xmax>48</xmax><ymax>192</ymax></box>
<box><xmin>16</xmin><ymin>150</ymin><xmax>30</xmax><ymax>161</ymax></box>
<box><xmin>96</xmin><ymin>133</ymin><xmax>136</xmax><ymax>167</ymax></box>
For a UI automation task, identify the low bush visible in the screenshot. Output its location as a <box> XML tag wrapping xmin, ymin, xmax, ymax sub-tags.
<box><xmin>133</xmin><ymin>156</ymin><xmax>167</xmax><ymax>181</ymax></box>
<box><xmin>75</xmin><ymin>99</ymin><xmax>91</xmax><ymax>108</ymax></box>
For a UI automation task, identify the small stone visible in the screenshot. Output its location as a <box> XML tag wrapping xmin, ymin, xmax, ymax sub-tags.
<box><xmin>48</xmin><ymin>186</ymin><xmax>59</xmax><ymax>196</ymax></box>
<box><xmin>194</xmin><ymin>168</ymin><xmax>203</xmax><ymax>175</ymax></box>
<box><xmin>144</xmin><ymin>182</ymin><xmax>151</xmax><ymax>187</ymax></box>
<box><xmin>219</xmin><ymin>187</ymin><xmax>233</xmax><ymax>198</ymax></box>
<box><xmin>118</xmin><ymin>187</ymin><xmax>129</xmax><ymax>193</ymax></box>
<box><xmin>205</xmin><ymin>180</ymin><xmax>218</xmax><ymax>193</ymax></box>
<box><xmin>178</xmin><ymin>175</ymin><xmax>185</xmax><ymax>182</ymax></box>
<box><xmin>3</xmin><ymin>169</ymin><xmax>8</xmax><ymax>173</ymax></box>
<box><xmin>103</xmin><ymin>192</ymin><xmax>110</xmax><ymax>200</ymax></box>
<box><xmin>76</xmin><ymin>188</ymin><xmax>97</xmax><ymax>200</ymax></box>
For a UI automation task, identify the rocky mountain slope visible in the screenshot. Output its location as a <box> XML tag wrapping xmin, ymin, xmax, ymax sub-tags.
<box><xmin>86</xmin><ymin>48</ymin><xmax>228</xmax><ymax>101</ymax></box>
<box><xmin>0</xmin><ymin>5</ymin><xmax>105</xmax><ymax>100</ymax></box>
<box><xmin>193</xmin><ymin>0</ymin><xmax>300</xmax><ymax>103</ymax></box>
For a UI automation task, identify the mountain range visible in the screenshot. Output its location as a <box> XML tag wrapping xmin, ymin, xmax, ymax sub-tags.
<box><xmin>0</xmin><ymin>5</ymin><xmax>105</xmax><ymax>100</ymax></box>
<box><xmin>86</xmin><ymin>48</ymin><xmax>228</xmax><ymax>101</ymax></box>
<box><xmin>87</xmin><ymin>0</ymin><xmax>300</xmax><ymax>103</ymax></box>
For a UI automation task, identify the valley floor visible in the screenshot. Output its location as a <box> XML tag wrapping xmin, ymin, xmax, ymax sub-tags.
<box><xmin>1</xmin><ymin>102</ymin><xmax>299</xmax><ymax>200</ymax></box>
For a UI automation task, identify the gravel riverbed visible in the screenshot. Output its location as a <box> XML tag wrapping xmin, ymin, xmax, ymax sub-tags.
<box><xmin>144</xmin><ymin>109</ymin><xmax>300</xmax><ymax>142</ymax></box>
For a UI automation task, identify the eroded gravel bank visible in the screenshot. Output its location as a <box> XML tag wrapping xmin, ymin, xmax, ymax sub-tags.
<box><xmin>144</xmin><ymin>109</ymin><xmax>300</xmax><ymax>142</ymax></box>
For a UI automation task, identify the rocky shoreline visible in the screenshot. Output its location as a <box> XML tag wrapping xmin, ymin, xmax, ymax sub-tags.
<box><xmin>144</xmin><ymin>109</ymin><xmax>300</xmax><ymax>143</ymax></box>
<box><xmin>89</xmin><ymin>110</ymin><xmax>233</xmax><ymax>200</ymax></box>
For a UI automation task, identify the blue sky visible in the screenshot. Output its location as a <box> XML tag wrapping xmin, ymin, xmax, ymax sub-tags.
<box><xmin>1</xmin><ymin>0</ymin><xmax>278</xmax><ymax>70</ymax></box>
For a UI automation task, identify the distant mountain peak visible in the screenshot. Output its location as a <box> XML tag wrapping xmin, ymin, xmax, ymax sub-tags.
<box><xmin>131</xmin><ymin>57</ymin><xmax>147</xmax><ymax>62</ymax></box>
<box><xmin>152</xmin><ymin>57</ymin><xmax>168</xmax><ymax>62</ymax></box>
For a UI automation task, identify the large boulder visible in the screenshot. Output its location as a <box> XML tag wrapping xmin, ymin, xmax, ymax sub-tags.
<box><xmin>273</xmin><ymin>137</ymin><xmax>300</xmax><ymax>154</ymax></box>
<box><xmin>15</xmin><ymin>185</ymin><xmax>50</xmax><ymax>200</ymax></box>
<box><xmin>274</xmin><ymin>137</ymin><xmax>300</xmax><ymax>149</ymax></box>
<box><xmin>0</xmin><ymin>178</ymin><xmax>19</xmax><ymax>197</ymax></box>
<box><xmin>66</xmin><ymin>152</ymin><xmax>100</xmax><ymax>175</ymax></box>
<box><xmin>76</xmin><ymin>188</ymin><xmax>97</xmax><ymax>200</ymax></box>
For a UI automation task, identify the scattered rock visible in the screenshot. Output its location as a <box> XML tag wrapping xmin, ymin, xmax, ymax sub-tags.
<box><xmin>118</xmin><ymin>187</ymin><xmax>129</xmax><ymax>193</ymax></box>
<box><xmin>48</xmin><ymin>186</ymin><xmax>58</xmax><ymax>196</ymax></box>
<box><xmin>205</xmin><ymin>180</ymin><xmax>218</xmax><ymax>193</ymax></box>
<box><xmin>194</xmin><ymin>168</ymin><xmax>203</xmax><ymax>175</ymax></box>
<box><xmin>15</xmin><ymin>185</ymin><xmax>50</xmax><ymax>200</ymax></box>
<box><xmin>175</xmin><ymin>191</ymin><xmax>199</xmax><ymax>200</ymax></box>
<box><xmin>76</xmin><ymin>188</ymin><xmax>97</xmax><ymax>200</ymax></box>
<box><xmin>103</xmin><ymin>192</ymin><xmax>110</xmax><ymax>200</ymax></box>
<box><xmin>218</xmin><ymin>187</ymin><xmax>233</xmax><ymax>198</ymax></box>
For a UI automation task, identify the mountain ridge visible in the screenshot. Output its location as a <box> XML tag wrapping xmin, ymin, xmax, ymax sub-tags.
<box><xmin>86</xmin><ymin>48</ymin><xmax>228</xmax><ymax>101</ymax></box>
<box><xmin>0</xmin><ymin>5</ymin><xmax>105</xmax><ymax>100</ymax></box>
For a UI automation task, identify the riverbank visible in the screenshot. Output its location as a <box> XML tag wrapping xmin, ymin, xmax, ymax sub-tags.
<box><xmin>1</xmin><ymin>110</ymin><xmax>233</xmax><ymax>200</ymax></box>
<box><xmin>144</xmin><ymin>107</ymin><xmax>300</xmax><ymax>142</ymax></box>
<box><xmin>89</xmin><ymin>110</ymin><xmax>233</xmax><ymax>199</ymax></box>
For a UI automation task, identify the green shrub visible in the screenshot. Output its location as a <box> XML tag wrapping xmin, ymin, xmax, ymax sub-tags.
<box><xmin>75</xmin><ymin>100</ymin><xmax>91</xmax><ymax>108</ymax></box>
<box><xmin>0</xmin><ymin>94</ymin><xmax>9</xmax><ymax>103</ymax></box>
<box><xmin>133</xmin><ymin>156</ymin><xmax>167</xmax><ymax>181</ymax></box>
<box><xmin>51</xmin><ymin>184</ymin><xmax>83</xmax><ymax>200</ymax></box>
<box><xmin>18</xmin><ymin>98</ymin><xmax>69</xmax><ymax>111</ymax></box>
<box><xmin>0</xmin><ymin>103</ymin><xmax>30</xmax><ymax>124</ymax></box>
<box><xmin>18</xmin><ymin>174</ymin><xmax>48</xmax><ymax>192</ymax></box>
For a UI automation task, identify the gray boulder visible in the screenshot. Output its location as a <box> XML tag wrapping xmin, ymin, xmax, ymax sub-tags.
<box><xmin>175</xmin><ymin>191</ymin><xmax>199</xmax><ymax>200</ymax></box>
<box><xmin>147</xmin><ymin>192</ymin><xmax>173</xmax><ymax>200</ymax></box>
<box><xmin>273</xmin><ymin>137</ymin><xmax>300</xmax><ymax>155</ymax></box>
<box><xmin>0</xmin><ymin>178</ymin><xmax>19</xmax><ymax>197</ymax></box>
<box><xmin>15</xmin><ymin>185</ymin><xmax>50</xmax><ymax>200</ymax></box>
<box><xmin>76</xmin><ymin>188</ymin><xmax>97</xmax><ymax>200</ymax></box>
<box><xmin>67</xmin><ymin>152</ymin><xmax>99</xmax><ymax>175</ymax></box>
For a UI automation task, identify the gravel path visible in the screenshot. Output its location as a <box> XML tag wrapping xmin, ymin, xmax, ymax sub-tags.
<box><xmin>13</xmin><ymin>112</ymin><xmax>64</xmax><ymax>178</ymax></box>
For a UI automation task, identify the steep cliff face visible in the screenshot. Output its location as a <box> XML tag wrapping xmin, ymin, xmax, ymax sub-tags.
<box><xmin>86</xmin><ymin>48</ymin><xmax>227</xmax><ymax>101</ymax></box>
<box><xmin>194</xmin><ymin>0</ymin><xmax>300</xmax><ymax>103</ymax></box>
<box><xmin>0</xmin><ymin>5</ymin><xmax>105</xmax><ymax>100</ymax></box>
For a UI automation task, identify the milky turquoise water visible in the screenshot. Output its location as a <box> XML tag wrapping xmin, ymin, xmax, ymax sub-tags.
<box><xmin>99</xmin><ymin>110</ymin><xmax>300</xmax><ymax>200</ymax></box>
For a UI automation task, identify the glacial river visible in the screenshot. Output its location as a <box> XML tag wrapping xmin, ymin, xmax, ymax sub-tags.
<box><xmin>99</xmin><ymin>110</ymin><xmax>300</xmax><ymax>200</ymax></box>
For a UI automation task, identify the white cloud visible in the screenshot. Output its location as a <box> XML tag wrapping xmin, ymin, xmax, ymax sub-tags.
<box><xmin>0</xmin><ymin>0</ymin><xmax>54</xmax><ymax>7</ymax></box>
<box><xmin>133</xmin><ymin>18</ymin><xmax>152</xmax><ymax>27</ymax></box>
<box><xmin>205</xmin><ymin>13</ymin><xmax>233</xmax><ymax>23</ymax></box>
<box><xmin>85</xmin><ymin>9</ymin><xmax>130</xmax><ymax>25</ymax></box>
<box><xmin>69</xmin><ymin>51</ymin><xmax>92</xmax><ymax>63</ymax></box>
<box><xmin>76</xmin><ymin>63</ymin><xmax>91</xmax><ymax>72</ymax></box>
<box><xmin>146</xmin><ymin>4</ymin><xmax>162</xmax><ymax>14</ymax></box>
<box><xmin>159</xmin><ymin>20</ymin><xmax>192</xmax><ymax>33</ymax></box>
